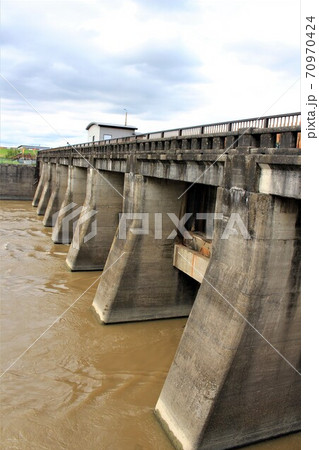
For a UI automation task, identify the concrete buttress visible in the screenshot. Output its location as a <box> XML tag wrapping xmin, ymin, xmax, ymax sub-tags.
<box><xmin>155</xmin><ymin>187</ymin><xmax>301</xmax><ymax>450</ymax></box>
<box><xmin>43</xmin><ymin>164</ymin><xmax>68</xmax><ymax>227</ymax></box>
<box><xmin>66</xmin><ymin>168</ymin><xmax>124</xmax><ymax>271</ymax></box>
<box><xmin>32</xmin><ymin>161</ymin><xmax>46</xmax><ymax>207</ymax></box>
<box><xmin>92</xmin><ymin>173</ymin><xmax>199</xmax><ymax>323</ymax></box>
<box><xmin>37</xmin><ymin>163</ymin><xmax>56</xmax><ymax>216</ymax></box>
<box><xmin>52</xmin><ymin>166</ymin><xmax>87</xmax><ymax>243</ymax></box>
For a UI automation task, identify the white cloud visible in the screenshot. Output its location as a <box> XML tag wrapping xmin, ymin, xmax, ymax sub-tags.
<box><xmin>0</xmin><ymin>0</ymin><xmax>300</xmax><ymax>147</ymax></box>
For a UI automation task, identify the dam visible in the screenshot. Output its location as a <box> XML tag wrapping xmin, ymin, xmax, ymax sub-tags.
<box><xmin>6</xmin><ymin>113</ymin><xmax>301</xmax><ymax>449</ymax></box>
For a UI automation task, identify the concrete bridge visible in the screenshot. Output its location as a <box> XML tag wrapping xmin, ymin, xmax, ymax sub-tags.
<box><xmin>32</xmin><ymin>112</ymin><xmax>301</xmax><ymax>449</ymax></box>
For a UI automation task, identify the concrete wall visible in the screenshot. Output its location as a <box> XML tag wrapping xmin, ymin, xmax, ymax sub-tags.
<box><xmin>0</xmin><ymin>164</ymin><xmax>36</xmax><ymax>200</ymax></box>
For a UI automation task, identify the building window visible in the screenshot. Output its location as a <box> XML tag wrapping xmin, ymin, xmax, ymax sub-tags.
<box><xmin>92</xmin><ymin>136</ymin><xmax>95</xmax><ymax>142</ymax></box>
<box><xmin>103</xmin><ymin>134</ymin><xmax>112</xmax><ymax>140</ymax></box>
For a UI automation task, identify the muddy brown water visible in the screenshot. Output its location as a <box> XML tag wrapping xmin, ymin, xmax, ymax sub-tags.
<box><xmin>0</xmin><ymin>201</ymin><xmax>300</xmax><ymax>449</ymax></box>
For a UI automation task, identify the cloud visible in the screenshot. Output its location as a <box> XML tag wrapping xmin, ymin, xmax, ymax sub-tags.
<box><xmin>0</xmin><ymin>0</ymin><xmax>300</xmax><ymax>147</ymax></box>
<box><xmin>133</xmin><ymin>0</ymin><xmax>194</xmax><ymax>13</ymax></box>
<box><xmin>225</xmin><ymin>41</ymin><xmax>300</xmax><ymax>77</ymax></box>
<box><xmin>1</xmin><ymin>12</ymin><xmax>204</xmax><ymax>120</ymax></box>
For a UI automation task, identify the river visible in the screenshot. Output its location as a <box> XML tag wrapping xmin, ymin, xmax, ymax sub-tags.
<box><xmin>0</xmin><ymin>201</ymin><xmax>300</xmax><ymax>449</ymax></box>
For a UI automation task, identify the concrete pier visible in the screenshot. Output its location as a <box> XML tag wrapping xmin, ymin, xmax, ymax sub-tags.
<box><xmin>52</xmin><ymin>166</ymin><xmax>88</xmax><ymax>243</ymax></box>
<box><xmin>43</xmin><ymin>164</ymin><xmax>68</xmax><ymax>227</ymax></box>
<box><xmin>155</xmin><ymin>188</ymin><xmax>301</xmax><ymax>449</ymax></box>
<box><xmin>66</xmin><ymin>168</ymin><xmax>124</xmax><ymax>271</ymax></box>
<box><xmin>92</xmin><ymin>174</ymin><xmax>200</xmax><ymax>323</ymax></box>
<box><xmin>37</xmin><ymin>163</ymin><xmax>56</xmax><ymax>215</ymax></box>
<box><xmin>32</xmin><ymin>162</ymin><xmax>46</xmax><ymax>207</ymax></box>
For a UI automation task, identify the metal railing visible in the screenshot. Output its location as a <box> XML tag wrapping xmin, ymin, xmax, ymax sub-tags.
<box><xmin>41</xmin><ymin>112</ymin><xmax>301</xmax><ymax>153</ymax></box>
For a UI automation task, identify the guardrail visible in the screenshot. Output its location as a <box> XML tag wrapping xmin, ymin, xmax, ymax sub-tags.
<box><xmin>41</xmin><ymin>112</ymin><xmax>301</xmax><ymax>153</ymax></box>
<box><xmin>142</xmin><ymin>112</ymin><xmax>301</xmax><ymax>138</ymax></box>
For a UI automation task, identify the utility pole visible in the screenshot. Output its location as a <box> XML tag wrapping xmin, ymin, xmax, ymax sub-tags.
<box><xmin>124</xmin><ymin>108</ymin><xmax>127</xmax><ymax>126</ymax></box>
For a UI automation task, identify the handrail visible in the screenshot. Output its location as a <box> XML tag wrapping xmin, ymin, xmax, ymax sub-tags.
<box><xmin>40</xmin><ymin>112</ymin><xmax>301</xmax><ymax>153</ymax></box>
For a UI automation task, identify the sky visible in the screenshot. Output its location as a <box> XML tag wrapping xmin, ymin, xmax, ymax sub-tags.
<box><xmin>0</xmin><ymin>0</ymin><xmax>300</xmax><ymax>148</ymax></box>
